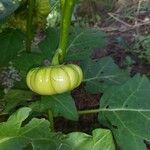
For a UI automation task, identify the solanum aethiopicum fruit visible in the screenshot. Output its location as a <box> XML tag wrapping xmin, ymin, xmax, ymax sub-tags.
<box><xmin>26</xmin><ymin>64</ymin><xmax>83</xmax><ymax>95</ymax></box>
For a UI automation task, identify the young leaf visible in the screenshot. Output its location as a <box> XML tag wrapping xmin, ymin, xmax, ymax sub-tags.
<box><xmin>60</xmin><ymin>128</ymin><xmax>115</xmax><ymax>150</ymax></box>
<box><xmin>29</xmin><ymin>93</ymin><xmax>79</xmax><ymax>121</ymax></box>
<box><xmin>98</xmin><ymin>75</ymin><xmax>150</xmax><ymax>149</ymax></box>
<box><xmin>65</xmin><ymin>27</ymin><xmax>106</xmax><ymax>61</ymax></box>
<box><xmin>84</xmin><ymin>56</ymin><xmax>130</xmax><ymax>93</ymax></box>
<box><xmin>0</xmin><ymin>29</ymin><xmax>24</xmax><ymax>67</ymax></box>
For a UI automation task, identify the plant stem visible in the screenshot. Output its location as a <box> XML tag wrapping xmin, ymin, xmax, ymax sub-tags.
<box><xmin>51</xmin><ymin>0</ymin><xmax>76</xmax><ymax>65</ymax></box>
<box><xmin>48</xmin><ymin>110</ymin><xmax>54</xmax><ymax>131</ymax></box>
<box><xmin>26</xmin><ymin>0</ymin><xmax>35</xmax><ymax>53</ymax></box>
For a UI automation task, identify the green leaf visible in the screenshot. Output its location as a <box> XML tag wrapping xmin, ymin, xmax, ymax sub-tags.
<box><xmin>0</xmin><ymin>107</ymin><xmax>31</xmax><ymax>145</ymax></box>
<box><xmin>60</xmin><ymin>128</ymin><xmax>115</xmax><ymax>150</ymax></box>
<box><xmin>0</xmin><ymin>107</ymin><xmax>63</xmax><ymax>150</ymax></box>
<box><xmin>0</xmin><ymin>29</ymin><xmax>24</xmax><ymax>67</ymax></box>
<box><xmin>6</xmin><ymin>107</ymin><xmax>31</xmax><ymax>127</ymax></box>
<box><xmin>3</xmin><ymin>89</ymin><xmax>33</xmax><ymax>113</ymax></box>
<box><xmin>65</xmin><ymin>27</ymin><xmax>106</xmax><ymax>61</ymax></box>
<box><xmin>0</xmin><ymin>108</ymin><xmax>115</xmax><ymax>150</ymax></box>
<box><xmin>38</xmin><ymin>27</ymin><xmax>59</xmax><ymax>59</ymax></box>
<box><xmin>98</xmin><ymin>75</ymin><xmax>150</xmax><ymax>149</ymax></box>
<box><xmin>84</xmin><ymin>56</ymin><xmax>130</xmax><ymax>93</ymax></box>
<box><xmin>29</xmin><ymin>93</ymin><xmax>78</xmax><ymax>121</ymax></box>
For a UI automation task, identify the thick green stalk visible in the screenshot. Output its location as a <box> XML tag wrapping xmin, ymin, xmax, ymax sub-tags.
<box><xmin>26</xmin><ymin>0</ymin><xmax>35</xmax><ymax>53</ymax></box>
<box><xmin>52</xmin><ymin>0</ymin><xmax>76</xmax><ymax>65</ymax></box>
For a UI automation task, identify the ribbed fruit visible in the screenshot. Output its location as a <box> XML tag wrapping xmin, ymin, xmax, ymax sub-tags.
<box><xmin>26</xmin><ymin>64</ymin><xmax>83</xmax><ymax>95</ymax></box>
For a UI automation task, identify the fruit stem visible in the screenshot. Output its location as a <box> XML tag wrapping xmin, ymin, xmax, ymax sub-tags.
<box><xmin>26</xmin><ymin>0</ymin><xmax>35</xmax><ymax>53</ymax></box>
<box><xmin>51</xmin><ymin>0</ymin><xmax>76</xmax><ymax>65</ymax></box>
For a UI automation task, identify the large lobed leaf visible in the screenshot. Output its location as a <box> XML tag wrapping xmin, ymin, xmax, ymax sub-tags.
<box><xmin>0</xmin><ymin>107</ymin><xmax>63</xmax><ymax>150</ymax></box>
<box><xmin>29</xmin><ymin>92</ymin><xmax>79</xmax><ymax>121</ymax></box>
<box><xmin>84</xmin><ymin>56</ymin><xmax>130</xmax><ymax>93</ymax></box>
<box><xmin>0</xmin><ymin>107</ymin><xmax>115</xmax><ymax>150</ymax></box>
<box><xmin>65</xmin><ymin>27</ymin><xmax>106</xmax><ymax>61</ymax></box>
<box><xmin>98</xmin><ymin>75</ymin><xmax>150</xmax><ymax>149</ymax></box>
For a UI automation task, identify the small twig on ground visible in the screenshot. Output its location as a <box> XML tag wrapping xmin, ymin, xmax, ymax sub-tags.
<box><xmin>108</xmin><ymin>12</ymin><xmax>132</xmax><ymax>27</ymax></box>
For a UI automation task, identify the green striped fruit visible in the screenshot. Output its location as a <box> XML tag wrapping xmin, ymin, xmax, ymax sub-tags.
<box><xmin>26</xmin><ymin>64</ymin><xmax>83</xmax><ymax>95</ymax></box>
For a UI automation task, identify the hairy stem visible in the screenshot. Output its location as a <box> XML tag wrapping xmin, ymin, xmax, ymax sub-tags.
<box><xmin>26</xmin><ymin>0</ymin><xmax>35</xmax><ymax>53</ymax></box>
